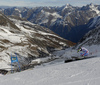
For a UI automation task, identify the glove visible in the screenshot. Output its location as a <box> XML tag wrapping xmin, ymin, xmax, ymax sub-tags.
<box><xmin>77</xmin><ymin>50</ymin><xmax>80</xmax><ymax>53</ymax></box>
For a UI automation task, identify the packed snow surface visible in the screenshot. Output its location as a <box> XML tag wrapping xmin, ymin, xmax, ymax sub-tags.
<box><xmin>0</xmin><ymin>56</ymin><xmax>100</xmax><ymax>85</ymax></box>
<box><xmin>0</xmin><ymin>45</ymin><xmax>100</xmax><ymax>85</ymax></box>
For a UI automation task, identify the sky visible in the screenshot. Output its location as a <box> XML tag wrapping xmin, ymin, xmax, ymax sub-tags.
<box><xmin>0</xmin><ymin>0</ymin><xmax>99</xmax><ymax>7</ymax></box>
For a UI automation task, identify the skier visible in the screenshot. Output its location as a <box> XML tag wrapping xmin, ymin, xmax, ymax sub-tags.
<box><xmin>77</xmin><ymin>47</ymin><xmax>89</xmax><ymax>57</ymax></box>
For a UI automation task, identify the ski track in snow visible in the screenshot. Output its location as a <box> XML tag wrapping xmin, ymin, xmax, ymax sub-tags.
<box><xmin>0</xmin><ymin>56</ymin><xmax>100</xmax><ymax>85</ymax></box>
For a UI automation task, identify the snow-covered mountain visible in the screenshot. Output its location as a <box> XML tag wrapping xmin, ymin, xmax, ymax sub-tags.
<box><xmin>1</xmin><ymin>3</ymin><xmax>100</xmax><ymax>43</ymax></box>
<box><xmin>88</xmin><ymin>16</ymin><xmax>100</xmax><ymax>28</ymax></box>
<box><xmin>0</xmin><ymin>12</ymin><xmax>75</xmax><ymax>69</ymax></box>
<box><xmin>76</xmin><ymin>16</ymin><xmax>100</xmax><ymax>48</ymax></box>
<box><xmin>0</xmin><ymin>6</ymin><xmax>100</xmax><ymax>84</ymax></box>
<box><xmin>0</xmin><ymin>3</ymin><xmax>100</xmax><ymax>71</ymax></box>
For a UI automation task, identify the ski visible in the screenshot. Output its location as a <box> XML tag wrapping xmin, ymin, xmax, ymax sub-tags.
<box><xmin>64</xmin><ymin>56</ymin><xmax>97</xmax><ymax>63</ymax></box>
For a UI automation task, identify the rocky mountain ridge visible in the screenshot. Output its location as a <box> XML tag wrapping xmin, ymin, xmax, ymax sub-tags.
<box><xmin>76</xmin><ymin>16</ymin><xmax>100</xmax><ymax>48</ymax></box>
<box><xmin>0</xmin><ymin>3</ymin><xmax>100</xmax><ymax>43</ymax></box>
<box><xmin>0</xmin><ymin>12</ymin><xmax>75</xmax><ymax>68</ymax></box>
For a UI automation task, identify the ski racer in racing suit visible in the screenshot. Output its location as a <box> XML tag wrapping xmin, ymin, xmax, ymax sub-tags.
<box><xmin>77</xmin><ymin>47</ymin><xmax>89</xmax><ymax>57</ymax></box>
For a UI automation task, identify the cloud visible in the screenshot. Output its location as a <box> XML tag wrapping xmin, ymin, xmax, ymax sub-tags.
<box><xmin>0</xmin><ymin>0</ymin><xmax>33</xmax><ymax>7</ymax></box>
<box><xmin>43</xmin><ymin>0</ymin><xmax>100</xmax><ymax>6</ymax></box>
<box><xmin>0</xmin><ymin>0</ymin><xmax>99</xmax><ymax>7</ymax></box>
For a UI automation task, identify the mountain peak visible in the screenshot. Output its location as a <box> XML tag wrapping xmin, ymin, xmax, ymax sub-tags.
<box><xmin>89</xmin><ymin>3</ymin><xmax>95</xmax><ymax>8</ymax></box>
<box><xmin>62</xmin><ymin>4</ymin><xmax>72</xmax><ymax>10</ymax></box>
<box><xmin>89</xmin><ymin>3</ymin><xmax>94</xmax><ymax>6</ymax></box>
<box><xmin>65</xmin><ymin>3</ymin><xmax>70</xmax><ymax>6</ymax></box>
<box><xmin>64</xmin><ymin>3</ymin><xmax>72</xmax><ymax>7</ymax></box>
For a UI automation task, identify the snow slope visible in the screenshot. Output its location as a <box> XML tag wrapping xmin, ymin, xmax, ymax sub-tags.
<box><xmin>0</xmin><ymin>45</ymin><xmax>100</xmax><ymax>85</ymax></box>
<box><xmin>0</xmin><ymin>54</ymin><xmax>100</xmax><ymax>85</ymax></box>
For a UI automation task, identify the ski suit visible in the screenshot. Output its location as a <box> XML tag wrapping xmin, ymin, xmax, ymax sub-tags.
<box><xmin>80</xmin><ymin>47</ymin><xmax>89</xmax><ymax>56</ymax></box>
